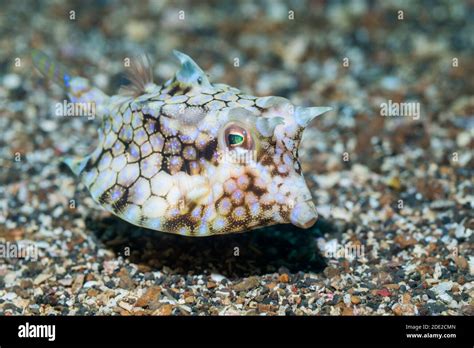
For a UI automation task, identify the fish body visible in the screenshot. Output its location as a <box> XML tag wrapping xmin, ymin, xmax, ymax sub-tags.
<box><xmin>33</xmin><ymin>50</ymin><xmax>331</xmax><ymax>236</ymax></box>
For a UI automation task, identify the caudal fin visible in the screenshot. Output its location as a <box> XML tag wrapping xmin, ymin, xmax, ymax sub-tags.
<box><xmin>32</xmin><ymin>49</ymin><xmax>73</xmax><ymax>90</ymax></box>
<box><xmin>32</xmin><ymin>49</ymin><xmax>108</xmax><ymax>110</ymax></box>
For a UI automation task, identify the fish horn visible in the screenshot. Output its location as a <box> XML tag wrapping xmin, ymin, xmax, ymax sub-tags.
<box><xmin>294</xmin><ymin>106</ymin><xmax>332</xmax><ymax>127</ymax></box>
<box><xmin>172</xmin><ymin>50</ymin><xmax>210</xmax><ymax>86</ymax></box>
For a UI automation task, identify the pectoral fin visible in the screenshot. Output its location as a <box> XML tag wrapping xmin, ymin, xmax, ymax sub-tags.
<box><xmin>63</xmin><ymin>155</ymin><xmax>90</xmax><ymax>177</ymax></box>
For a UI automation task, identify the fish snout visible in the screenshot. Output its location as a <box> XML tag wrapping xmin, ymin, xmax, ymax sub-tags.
<box><xmin>290</xmin><ymin>200</ymin><xmax>318</xmax><ymax>229</ymax></box>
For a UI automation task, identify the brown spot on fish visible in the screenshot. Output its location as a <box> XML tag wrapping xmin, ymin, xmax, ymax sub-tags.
<box><xmin>198</xmin><ymin>138</ymin><xmax>218</xmax><ymax>162</ymax></box>
<box><xmin>112</xmin><ymin>187</ymin><xmax>129</xmax><ymax>214</ymax></box>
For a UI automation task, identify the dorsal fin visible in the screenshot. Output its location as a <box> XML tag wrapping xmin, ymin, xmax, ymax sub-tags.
<box><xmin>172</xmin><ymin>50</ymin><xmax>211</xmax><ymax>88</ymax></box>
<box><xmin>120</xmin><ymin>54</ymin><xmax>154</xmax><ymax>97</ymax></box>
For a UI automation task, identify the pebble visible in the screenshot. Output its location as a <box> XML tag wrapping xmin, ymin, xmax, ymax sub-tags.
<box><xmin>206</xmin><ymin>281</ymin><xmax>217</xmax><ymax>289</ymax></box>
<box><xmin>323</xmin><ymin>267</ymin><xmax>340</xmax><ymax>278</ymax></box>
<box><xmin>279</xmin><ymin>274</ymin><xmax>290</xmax><ymax>283</ymax></box>
<box><xmin>135</xmin><ymin>286</ymin><xmax>161</xmax><ymax>308</ymax></box>
<box><xmin>394</xmin><ymin>235</ymin><xmax>417</xmax><ymax>249</ymax></box>
<box><xmin>342</xmin><ymin>306</ymin><xmax>354</xmax><ymax>316</ymax></box>
<box><xmin>384</xmin><ymin>284</ymin><xmax>400</xmax><ymax>290</ymax></box>
<box><xmin>58</xmin><ymin>278</ymin><xmax>73</xmax><ymax>287</ymax></box>
<box><xmin>83</xmin><ymin>280</ymin><xmax>99</xmax><ymax>288</ymax></box>
<box><xmin>184</xmin><ymin>296</ymin><xmax>195</xmax><ymax>304</ymax></box>
<box><xmin>118</xmin><ymin>301</ymin><xmax>133</xmax><ymax>312</ymax></box>
<box><xmin>39</xmin><ymin>120</ymin><xmax>57</xmax><ymax>133</ymax></box>
<box><xmin>3</xmin><ymin>73</ymin><xmax>21</xmax><ymax>89</ymax></box>
<box><xmin>233</xmin><ymin>276</ymin><xmax>260</xmax><ymax>291</ymax></box>
<box><xmin>430</xmin><ymin>200</ymin><xmax>455</xmax><ymax>210</ymax></box>
<box><xmin>117</xmin><ymin>268</ymin><xmax>135</xmax><ymax>290</ymax></box>
<box><xmin>456</xmin><ymin>132</ymin><xmax>471</xmax><ymax>147</ymax></box>
<box><xmin>351</xmin><ymin>296</ymin><xmax>361</xmax><ymax>304</ymax></box>
<box><xmin>33</xmin><ymin>273</ymin><xmax>52</xmax><ymax>286</ymax></box>
<box><xmin>4</xmin><ymin>272</ymin><xmax>16</xmax><ymax>286</ymax></box>
<box><xmin>153</xmin><ymin>304</ymin><xmax>173</xmax><ymax>316</ymax></box>
<box><xmin>461</xmin><ymin>305</ymin><xmax>474</xmax><ymax>316</ymax></box>
<box><xmin>125</xmin><ymin>20</ymin><xmax>152</xmax><ymax>42</ymax></box>
<box><xmin>376</xmin><ymin>288</ymin><xmax>391</xmax><ymax>297</ymax></box>
<box><xmin>87</xmin><ymin>288</ymin><xmax>98</xmax><ymax>297</ymax></box>
<box><xmin>431</xmin><ymin>281</ymin><xmax>453</xmax><ymax>296</ymax></box>
<box><xmin>4</xmin><ymin>292</ymin><xmax>17</xmax><ymax>301</ymax></box>
<box><xmin>72</xmin><ymin>274</ymin><xmax>85</xmax><ymax>294</ymax></box>
<box><xmin>380</xmin><ymin>76</ymin><xmax>402</xmax><ymax>91</ymax></box>
<box><xmin>210</xmin><ymin>273</ymin><xmax>226</xmax><ymax>283</ymax></box>
<box><xmin>454</xmin><ymin>222</ymin><xmax>472</xmax><ymax>239</ymax></box>
<box><xmin>455</xmin><ymin>256</ymin><xmax>468</xmax><ymax>270</ymax></box>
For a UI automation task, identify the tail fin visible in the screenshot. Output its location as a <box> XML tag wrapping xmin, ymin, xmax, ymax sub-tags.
<box><xmin>32</xmin><ymin>49</ymin><xmax>72</xmax><ymax>90</ymax></box>
<box><xmin>32</xmin><ymin>49</ymin><xmax>108</xmax><ymax>111</ymax></box>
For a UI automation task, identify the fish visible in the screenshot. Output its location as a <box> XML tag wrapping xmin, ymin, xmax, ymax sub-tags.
<box><xmin>32</xmin><ymin>49</ymin><xmax>332</xmax><ymax>236</ymax></box>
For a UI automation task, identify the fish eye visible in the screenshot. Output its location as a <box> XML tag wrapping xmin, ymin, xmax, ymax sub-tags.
<box><xmin>224</xmin><ymin>124</ymin><xmax>253</xmax><ymax>150</ymax></box>
<box><xmin>228</xmin><ymin>131</ymin><xmax>244</xmax><ymax>147</ymax></box>
<box><xmin>197</xmin><ymin>76</ymin><xmax>203</xmax><ymax>84</ymax></box>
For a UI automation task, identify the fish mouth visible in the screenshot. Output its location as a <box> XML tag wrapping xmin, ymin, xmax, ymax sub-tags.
<box><xmin>290</xmin><ymin>199</ymin><xmax>318</xmax><ymax>229</ymax></box>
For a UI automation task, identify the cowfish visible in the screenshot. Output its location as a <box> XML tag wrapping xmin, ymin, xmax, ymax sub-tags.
<box><xmin>32</xmin><ymin>50</ymin><xmax>331</xmax><ymax>236</ymax></box>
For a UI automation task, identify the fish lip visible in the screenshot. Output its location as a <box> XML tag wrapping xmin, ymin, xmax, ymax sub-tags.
<box><xmin>298</xmin><ymin>216</ymin><xmax>317</xmax><ymax>229</ymax></box>
<box><xmin>290</xmin><ymin>200</ymin><xmax>318</xmax><ymax>229</ymax></box>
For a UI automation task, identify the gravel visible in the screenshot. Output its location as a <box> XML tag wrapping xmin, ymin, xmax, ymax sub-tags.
<box><xmin>0</xmin><ymin>1</ymin><xmax>473</xmax><ymax>316</ymax></box>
